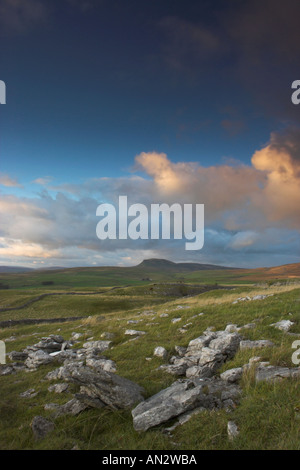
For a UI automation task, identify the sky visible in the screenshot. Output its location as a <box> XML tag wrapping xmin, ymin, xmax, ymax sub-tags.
<box><xmin>0</xmin><ymin>0</ymin><xmax>300</xmax><ymax>269</ymax></box>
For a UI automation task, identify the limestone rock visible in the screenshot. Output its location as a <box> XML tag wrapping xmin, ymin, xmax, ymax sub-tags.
<box><xmin>61</xmin><ymin>364</ymin><xmax>145</xmax><ymax>410</ymax></box>
<box><xmin>220</xmin><ymin>367</ymin><xmax>244</xmax><ymax>384</ymax></box>
<box><xmin>82</xmin><ymin>340</ymin><xmax>112</xmax><ymax>352</ymax></box>
<box><xmin>271</xmin><ymin>320</ymin><xmax>295</xmax><ymax>332</ymax></box>
<box><xmin>124</xmin><ymin>330</ymin><xmax>146</xmax><ymax>336</ymax></box>
<box><xmin>132</xmin><ymin>377</ymin><xmax>240</xmax><ymax>431</ymax></box>
<box><xmin>227</xmin><ymin>421</ymin><xmax>239</xmax><ymax>440</ymax></box>
<box><xmin>25</xmin><ymin>350</ymin><xmax>54</xmax><ymax>369</ymax></box>
<box><xmin>31</xmin><ymin>416</ymin><xmax>54</xmax><ymax>440</ymax></box>
<box><xmin>239</xmin><ymin>340</ymin><xmax>275</xmax><ymax>350</ymax></box>
<box><xmin>85</xmin><ymin>357</ymin><xmax>116</xmax><ymax>372</ymax></box>
<box><xmin>153</xmin><ymin>347</ymin><xmax>168</xmax><ymax>360</ymax></box>
<box><xmin>48</xmin><ymin>383</ymin><xmax>69</xmax><ymax>394</ymax></box>
<box><xmin>51</xmin><ymin>398</ymin><xmax>89</xmax><ymax>418</ymax></box>
<box><xmin>209</xmin><ymin>332</ymin><xmax>241</xmax><ymax>360</ymax></box>
<box><xmin>20</xmin><ymin>388</ymin><xmax>38</xmax><ymax>398</ymax></box>
<box><xmin>255</xmin><ymin>364</ymin><xmax>300</xmax><ymax>383</ymax></box>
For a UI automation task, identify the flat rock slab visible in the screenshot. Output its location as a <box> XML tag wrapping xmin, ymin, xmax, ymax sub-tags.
<box><xmin>239</xmin><ymin>340</ymin><xmax>275</xmax><ymax>350</ymax></box>
<box><xmin>132</xmin><ymin>377</ymin><xmax>240</xmax><ymax>431</ymax></box>
<box><xmin>255</xmin><ymin>365</ymin><xmax>300</xmax><ymax>382</ymax></box>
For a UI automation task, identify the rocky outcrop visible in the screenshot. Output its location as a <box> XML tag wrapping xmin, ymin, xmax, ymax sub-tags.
<box><xmin>3</xmin><ymin>320</ymin><xmax>300</xmax><ymax>437</ymax></box>
<box><xmin>158</xmin><ymin>328</ymin><xmax>242</xmax><ymax>379</ymax></box>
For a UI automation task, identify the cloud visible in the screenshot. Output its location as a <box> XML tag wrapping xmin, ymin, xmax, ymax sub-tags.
<box><xmin>251</xmin><ymin>128</ymin><xmax>300</xmax><ymax>228</ymax></box>
<box><xmin>0</xmin><ymin>237</ymin><xmax>59</xmax><ymax>258</ymax></box>
<box><xmin>0</xmin><ymin>0</ymin><xmax>49</xmax><ymax>35</ymax></box>
<box><xmin>228</xmin><ymin>231</ymin><xmax>259</xmax><ymax>250</ymax></box>
<box><xmin>134</xmin><ymin>151</ymin><xmax>262</xmax><ymax>221</ymax></box>
<box><xmin>0</xmin><ymin>173</ymin><xmax>23</xmax><ymax>188</ymax></box>
<box><xmin>32</xmin><ymin>176</ymin><xmax>53</xmax><ymax>186</ymax></box>
<box><xmin>0</xmin><ymin>132</ymin><xmax>300</xmax><ymax>267</ymax></box>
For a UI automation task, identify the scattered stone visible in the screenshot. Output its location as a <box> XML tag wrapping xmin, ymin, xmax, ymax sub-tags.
<box><xmin>171</xmin><ymin>318</ymin><xmax>181</xmax><ymax>324</ymax></box>
<box><xmin>44</xmin><ymin>403</ymin><xmax>59</xmax><ymax>411</ymax></box>
<box><xmin>0</xmin><ymin>365</ymin><xmax>15</xmax><ymax>376</ymax></box>
<box><xmin>271</xmin><ymin>320</ymin><xmax>295</xmax><ymax>332</ymax></box>
<box><xmin>4</xmin><ymin>336</ymin><xmax>16</xmax><ymax>342</ymax></box>
<box><xmin>48</xmin><ymin>383</ymin><xmax>69</xmax><ymax>394</ymax></box>
<box><xmin>19</xmin><ymin>388</ymin><xmax>38</xmax><ymax>398</ymax></box>
<box><xmin>101</xmin><ymin>332</ymin><xmax>115</xmax><ymax>340</ymax></box>
<box><xmin>239</xmin><ymin>340</ymin><xmax>275</xmax><ymax>350</ymax></box>
<box><xmin>240</xmin><ymin>323</ymin><xmax>256</xmax><ymax>330</ymax></box>
<box><xmin>52</xmin><ymin>398</ymin><xmax>89</xmax><ymax>418</ymax></box>
<box><xmin>71</xmin><ymin>332</ymin><xmax>83</xmax><ymax>341</ymax></box>
<box><xmin>31</xmin><ymin>416</ymin><xmax>54</xmax><ymax>440</ymax></box>
<box><xmin>153</xmin><ymin>347</ymin><xmax>168</xmax><ymax>360</ymax></box>
<box><xmin>124</xmin><ymin>330</ymin><xmax>146</xmax><ymax>336</ymax></box>
<box><xmin>227</xmin><ymin>421</ymin><xmax>239</xmax><ymax>440</ymax></box>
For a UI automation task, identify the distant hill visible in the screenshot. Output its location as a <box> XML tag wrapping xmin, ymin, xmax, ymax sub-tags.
<box><xmin>245</xmin><ymin>262</ymin><xmax>300</xmax><ymax>280</ymax></box>
<box><xmin>136</xmin><ymin>258</ymin><xmax>236</xmax><ymax>272</ymax></box>
<box><xmin>0</xmin><ymin>266</ymin><xmax>35</xmax><ymax>273</ymax></box>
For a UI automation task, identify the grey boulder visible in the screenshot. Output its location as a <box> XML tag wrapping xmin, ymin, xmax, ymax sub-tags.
<box><xmin>60</xmin><ymin>364</ymin><xmax>145</xmax><ymax>410</ymax></box>
<box><xmin>132</xmin><ymin>377</ymin><xmax>240</xmax><ymax>431</ymax></box>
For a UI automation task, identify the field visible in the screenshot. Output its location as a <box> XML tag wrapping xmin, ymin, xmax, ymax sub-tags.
<box><xmin>1</xmin><ymin>260</ymin><xmax>300</xmax><ymax>450</ymax></box>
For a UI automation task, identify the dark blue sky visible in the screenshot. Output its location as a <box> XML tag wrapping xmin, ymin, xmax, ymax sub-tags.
<box><xmin>0</xmin><ymin>0</ymin><xmax>300</xmax><ymax>268</ymax></box>
<box><xmin>1</xmin><ymin>0</ymin><xmax>287</xmax><ymax>184</ymax></box>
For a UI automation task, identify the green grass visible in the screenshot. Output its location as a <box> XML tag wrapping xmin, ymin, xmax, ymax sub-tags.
<box><xmin>0</xmin><ymin>277</ymin><xmax>300</xmax><ymax>450</ymax></box>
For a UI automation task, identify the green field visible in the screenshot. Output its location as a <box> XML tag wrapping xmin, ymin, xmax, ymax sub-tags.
<box><xmin>1</xmin><ymin>262</ymin><xmax>300</xmax><ymax>450</ymax></box>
